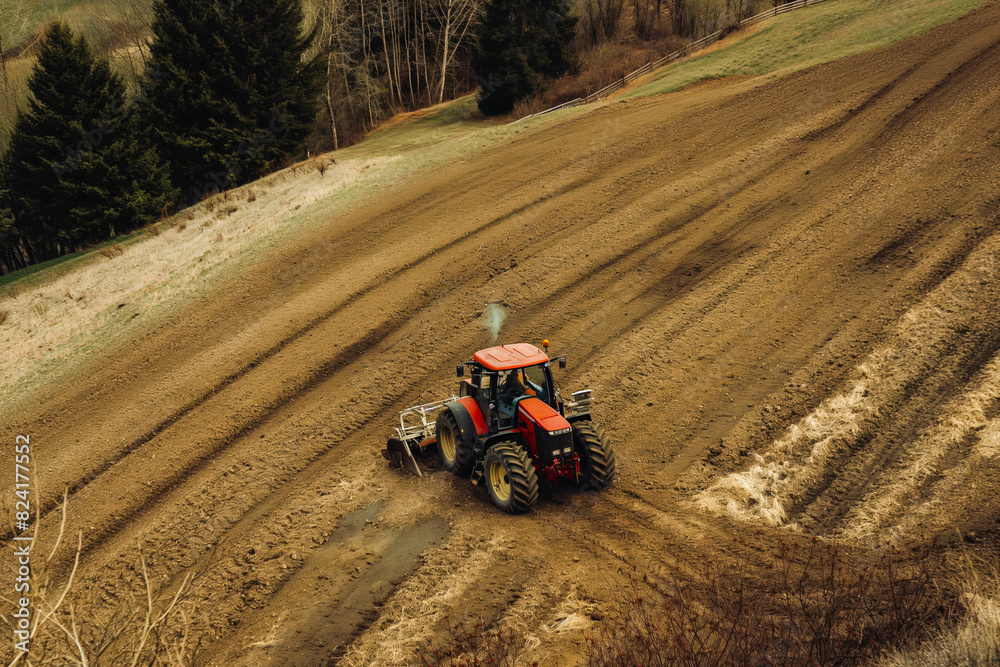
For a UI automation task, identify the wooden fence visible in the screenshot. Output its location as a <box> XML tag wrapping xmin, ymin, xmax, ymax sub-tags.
<box><xmin>512</xmin><ymin>0</ymin><xmax>833</xmax><ymax>123</ymax></box>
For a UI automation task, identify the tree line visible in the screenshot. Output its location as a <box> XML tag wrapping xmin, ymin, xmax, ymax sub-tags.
<box><xmin>0</xmin><ymin>0</ymin><xmax>776</xmax><ymax>275</ymax></box>
<box><xmin>0</xmin><ymin>0</ymin><xmax>323</xmax><ymax>273</ymax></box>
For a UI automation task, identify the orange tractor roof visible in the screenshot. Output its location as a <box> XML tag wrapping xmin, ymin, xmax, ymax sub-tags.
<box><xmin>473</xmin><ymin>343</ymin><xmax>549</xmax><ymax>371</ymax></box>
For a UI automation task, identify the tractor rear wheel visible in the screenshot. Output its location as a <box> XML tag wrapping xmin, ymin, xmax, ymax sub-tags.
<box><xmin>573</xmin><ymin>420</ymin><xmax>615</xmax><ymax>490</ymax></box>
<box><xmin>484</xmin><ymin>442</ymin><xmax>539</xmax><ymax>514</ymax></box>
<box><xmin>436</xmin><ymin>409</ymin><xmax>475</xmax><ymax>475</ymax></box>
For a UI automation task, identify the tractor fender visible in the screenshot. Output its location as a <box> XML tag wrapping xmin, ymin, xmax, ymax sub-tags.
<box><xmin>566</xmin><ymin>412</ymin><xmax>592</xmax><ymax>424</ymax></box>
<box><xmin>443</xmin><ymin>397</ymin><xmax>488</xmax><ymax>445</ymax></box>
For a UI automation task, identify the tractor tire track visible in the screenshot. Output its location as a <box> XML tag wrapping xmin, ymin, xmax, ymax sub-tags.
<box><xmin>6</xmin><ymin>3</ymin><xmax>1000</xmax><ymax>663</ymax></box>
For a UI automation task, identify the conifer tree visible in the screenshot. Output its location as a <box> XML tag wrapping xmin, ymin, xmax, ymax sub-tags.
<box><xmin>473</xmin><ymin>0</ymin><xmax>576</xmax><ymax>116</ymax></box>
<box><xmin>141</xmin><ymin>0</ymin><xmax>322</xmax><ymax>203</ymax></box>
<box><xmin>0</xmin><ymin>180</ymin><xmax>19</xmax><ymax>273</ymax></box>
<box><xmin>2</xmin><ymin>22</ymin><xmax>173</xmax><ymax>260</ymax></box>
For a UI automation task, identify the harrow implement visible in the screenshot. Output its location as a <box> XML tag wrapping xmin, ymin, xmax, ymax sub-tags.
<box><xmin>381</xmin><ymin>397</ymin><xmax>455</xmax><ymax>476</ymax></box>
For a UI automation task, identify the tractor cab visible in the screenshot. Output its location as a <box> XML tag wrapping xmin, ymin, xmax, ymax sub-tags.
<box><xmin>457</xmin><ymin>343</ymin><xmax>566</xmax><ymax>431</ymax></box>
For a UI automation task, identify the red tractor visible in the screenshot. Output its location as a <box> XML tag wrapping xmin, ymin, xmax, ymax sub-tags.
<box><xmin>384</xmin><ymin>343</ymin><xmax>615</xmax><ymax>513</ymax></box>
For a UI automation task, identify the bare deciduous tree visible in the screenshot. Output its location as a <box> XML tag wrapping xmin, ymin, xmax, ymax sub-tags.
<box><xmin>309</xmin><ymin>0</ymin><xmax>483</xmax><ymax>150</ymax></box>
<box><xmin>0</xmin><ymin>0</ymin><xmax>44</xmax><ymax>147</ymax></box>
<box><xmin>430</xmin><ymin>0</ymin><xmax>482</xmax><ymax>104</ymax></box>
<box><xmin>580</xmin><ymin>0</ymin><xmax>626</xmax><ymax>45</ymax></box>
<box><xmin>93</xmin><ymin>0</ymin><xmax>154</xmax><ymax>86</ymax></box>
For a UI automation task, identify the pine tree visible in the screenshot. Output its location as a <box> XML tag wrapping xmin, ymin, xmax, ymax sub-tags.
<box><xmin>0</xmin><ymin>180</ymin><xmax>20</xmax><ymax>274</ymax></box>
<box><xmin>141</xmin><ymin>0</ymin><xmax>322</xmax><ymax>204</ymax></box>
<box><xmin>2</xmin><ymin>22</ymin><xmax>173</xmax><ymax>260</ymax></box>
<box><xmin>473</xmin><ymin>0</ymin><xmax>577</xmax><ymax>117</ymax></box>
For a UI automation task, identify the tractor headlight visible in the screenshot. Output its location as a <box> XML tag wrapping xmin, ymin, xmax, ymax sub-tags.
<box><xmin>549</xmin><ymin>427</ymin><xmax>571</xmax><ymax>436</ymax></box>
<box><xmin>563</xmin><ymin>447</ymin><xmax>573</xmax><ymax>454</ymax></box>
<box><xmin>552</xmin><ymin>449</ymin><xmax>561</xmax><ymax>457</ymax></box>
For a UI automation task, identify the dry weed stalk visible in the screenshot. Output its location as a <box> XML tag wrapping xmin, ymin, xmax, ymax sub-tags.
<box><xmin>99</xmin><ymin>245</ymin><xmax>125</xmax><ymax>260</ymax></box>
<box><xmin>416</xmin><ymin>617</ymin><xmax>528</xmax><ymax>667</ymax></box>
<box><xmin>588</xmin><ymin>533</ymin><xmax>944</xmax><ymax>667</ymax></box>
<box><xmin>315</xmin><ymin>158</ymin><xmax>334</xmax><ymax>176</ymax></box>
<box><xmin>0</xmin><ymin>491</ymin><xmax>203</xmax><ymax>666</ymax></box>
<box><xmin>878</xmin><ymin>546</ymin><xmax>1000</xmax><ymax>667</ymax></box>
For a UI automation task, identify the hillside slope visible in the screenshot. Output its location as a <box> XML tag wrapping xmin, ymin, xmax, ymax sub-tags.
<box><xmin>3</xmin><ymin>1</ymin><xmax>1000</xmax><ymax>663</ymax></box>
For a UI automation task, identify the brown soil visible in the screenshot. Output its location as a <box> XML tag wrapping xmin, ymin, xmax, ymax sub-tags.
<box><xmin>4</xmin><ymin>2</ymin><xmax>1000</xmax><ymax>663</ymax></box>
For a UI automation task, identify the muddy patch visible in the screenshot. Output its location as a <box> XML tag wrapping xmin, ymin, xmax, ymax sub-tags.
<box><xmin>238</xmin><ymin>502</ymin><xmax>449</xmax><ymax>665</ymax></box>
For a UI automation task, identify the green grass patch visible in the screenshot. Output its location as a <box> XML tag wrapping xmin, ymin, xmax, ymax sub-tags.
<box><xmin>0</xmin><ymin>226</ymin><xmax>158</xmax><ymax>293</ymax></box>
<box><xmin>339</xmin><ymin>95</ymin><xmax>486</xmax><ymax>158</ymax></box>
<box><xmin>625</xmin><ymin>0</ymin><xmax>992</xmax><ymax>99</ymax></box>
<box><xmin>3</xmin><ymin>0</ymin><xmax>115</xmax><ymax>41</ymax></box>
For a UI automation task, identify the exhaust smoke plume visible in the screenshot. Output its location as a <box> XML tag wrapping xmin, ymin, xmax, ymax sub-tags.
<box><xmin>480</xmin><ymin>303</ymin><xmax>507</xmax><ymax>343</ymax></box>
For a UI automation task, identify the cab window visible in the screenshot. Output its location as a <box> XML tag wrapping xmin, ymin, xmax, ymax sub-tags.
<box><xmin>522</xmin><ymin>364</ymin><xmax>550</xmax><ymax>403</ymax></box>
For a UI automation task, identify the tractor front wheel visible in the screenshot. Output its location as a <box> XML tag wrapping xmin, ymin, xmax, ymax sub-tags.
<box><xmin>484</xmin><ymin>442</ymin><xmax>539</xmax><ymax>514</ymax></box>
<box><xmin>573</xmin><ymin>420</ymin><xmax>615</xmax><ymax>491</ymax></box>
<box><xmin>436</xmin><ymin>409</ymin><xmax>476</xmax><ymax>475</ymax></box>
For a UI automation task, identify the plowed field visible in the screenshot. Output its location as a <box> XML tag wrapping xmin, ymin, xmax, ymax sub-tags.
<box><xmin>4</xmin><ymin>2</ymin><xmax>1000</xmax><ymax>663</ymax></box>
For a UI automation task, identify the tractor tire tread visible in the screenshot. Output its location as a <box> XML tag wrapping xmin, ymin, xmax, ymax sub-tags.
<box><xmin>487</xmin><ymin>441</ymin><xmax>539</xmax><ymax>513</ymax></box>
<box><xmin>574</xmin><ymin>420</ymin><xmax>615</xmax><ymax>491</ymax></box>
<box><xmin>436</xmin><ymin>409</ymin><xmax>476</xmax><ymax>476</ymax></box>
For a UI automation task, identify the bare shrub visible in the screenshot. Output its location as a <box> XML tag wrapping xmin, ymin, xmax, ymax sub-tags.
<box><xmin>222</xmin><ymin>204</ymin><xmax>239</xmax><ymax>216</ymax></box>
<box><xmin>245</xmin><ymin>189</ymin><xmax>257</xmax><ymax>203</ymax></box>
<box><xmin>315</xmin><ymin>158</ymin><xmax>330</xmax><ymax>176</ymax></box>
<box><xmin>159</xmin><ymin>202</ymin><xmax>173</xmax><ymax>221</ymax></box>
<box><xmin>588</xmin><ymin>534</ymin><xmax>945</xmax><ymax>666</ymax></box>
<box><xmin>511</xmin><ymin>95</ymin><xmax>550</xmax><ymax>120</ymax></box>
<box><xmin>416</xmin><ymin>617</ymin><xmax>528</xmax><ymax>667</ymax></box>
<box><xmin>879</xmin><ymin>549</ymin><xmax>1000</xmax><ymax>667</ymax></box>
<box><xmin>175</xmin><ymin>222</ymin><xmax>187</xmax><ymax>232</ymax></box>
<box><xmin>0</xmin><ymin>309</ymin><xmax>9</xmax><ymax>326</ymax></box>
<box><xmin>0</xmin><ymin>492</ymin><xmax>205</xmax><ymax>665</ymax></box>
<box><xmin>146</xmin><ymin>224</ymin><xmax>162</xmax><ymax>237</ymax></box>
<box><xmin>99</xmin><ymin>245</ymin><xmax>125</xmax><ymax>259</ymax></box>
<box><xmin>512</xmin><ymin>35</ymin><xmax>686</xmax><ymax>117</ymax></box>
<box><xmin>4</xmin><ymin>283</ymin><xmax>26</xmax><ymax>300</ymax></box>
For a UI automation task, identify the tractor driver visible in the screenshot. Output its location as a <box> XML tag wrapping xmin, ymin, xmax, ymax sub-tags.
<box><xmin>502</xmin><ymin>369</ymin><xmax>526</xmax><ymax>397</ymax></box>
<box><xmin>499</xmin><ymin>369</ymin><xmax>533</xmax><ymax>419</ymax></box>
<box><xmin>502</xmin><ymin>369</ymin><xmax>538</xmax><ymax>399</ymax></box>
